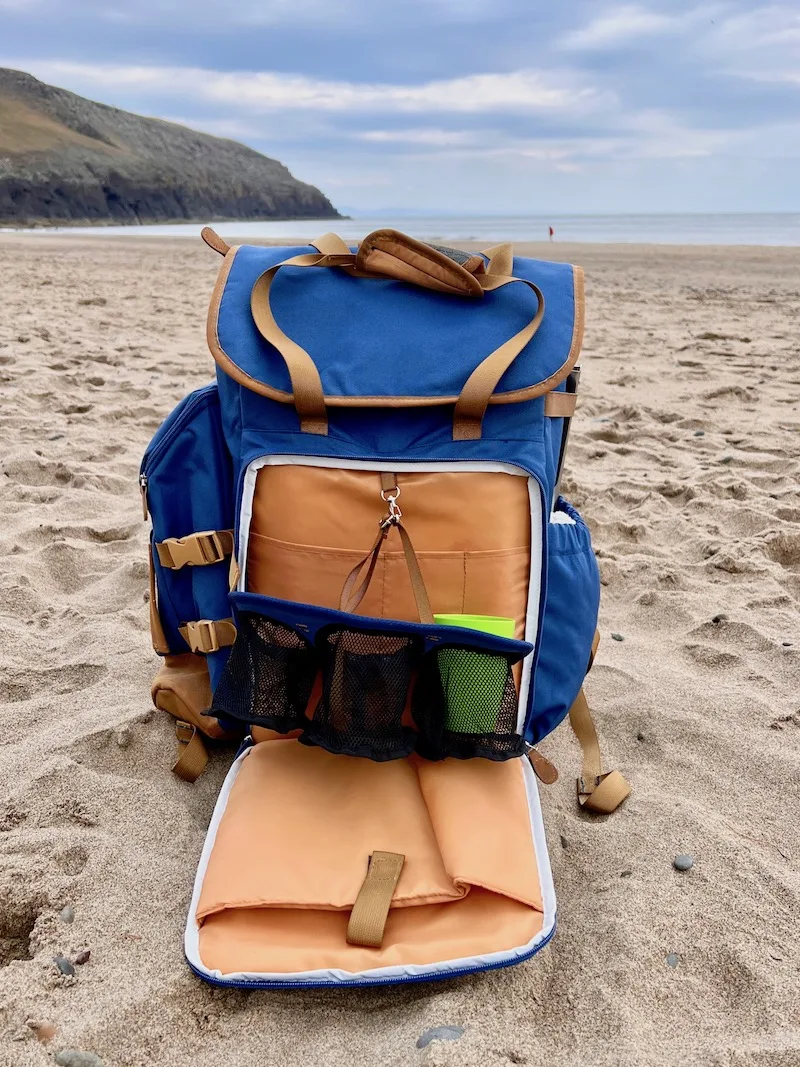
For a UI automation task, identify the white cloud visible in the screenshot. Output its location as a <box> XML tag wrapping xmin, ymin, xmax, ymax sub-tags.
<box><xmin>560</xmin><ymin>4</ymin><xmax>692</xmax><ymax>50</ymax></box>
<box><xmin>4</xmin><ymin>59</ymin><xmax>610</xmax><ymax>115</ymax></box>
<box><xmin>357</xmin><ymin>128</ymin><xmax>478</xmax><ymax>145</ymax></box>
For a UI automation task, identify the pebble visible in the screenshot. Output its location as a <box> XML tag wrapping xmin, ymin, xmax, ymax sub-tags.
<box><xmin>611</xmin><ymin>632</ymin><xmax>624</xmax><ymax>642</ymax></box>
<box><xmin>636</xmin><ymin>731</ymin><xmax>646</xmax><ymax>741</ymax></box>
<box><xmin>673</xmin><ymin>854</ymin><xmax>694</xmax><ymax>872</ymax></box>
<box><xmin>693</xmin><ymin>430</ymin><xmax>705</xmax><ymax>437</ymax></box>
<box><xmin>712</xmin><ymin>613</ymin><xmax>728</xmax><ymax>624</ymax></box>
<box><xmin>416</xmin><ymin>1026</ymin><xmax>465</xmax><ymax>1049</ymax></box>
<box><xmin>559</xmin><ymin>835</ymin><xmax>569</xmax><ymax>850</ymax></box>
<box><xmin>54</xmin><ymin>1052</ymin><xmax>106</xmax><ymax>1067</ymax></box>
<box><xmin>60</xmin><ymin>905</ymin><xmax>75</xmax><ymax>924</ymax></box>
<box><xmin>620</xmin><ymin>868</ymin><xmax>632</xmax><ymax>878</ymax></box>
<box><xmin>666</xmin><ymin>953</ymin><xmax>680</xmax><ymax>968</ymax></box>
<box><xmin>54</xmin><ymin>956</ymin><xmax>75</xmax><ymax>976</ymax></box>
<box><xmin>74</xmin><ymin>949</ymin><xmax>91</xmax><ymax>965</ymax></box>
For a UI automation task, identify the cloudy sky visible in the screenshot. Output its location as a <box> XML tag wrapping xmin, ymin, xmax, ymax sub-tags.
<box><xmin>2</xmin><ymin>1</ymin><xmax>799</xmax><ymax>214</ymax></box>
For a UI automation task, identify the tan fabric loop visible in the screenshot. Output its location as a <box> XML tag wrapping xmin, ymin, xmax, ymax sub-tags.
<box><xmin>200</xmin><ymin>227</ymin><xmax>230</xmax><ymax>256</ymax></box>
<box><xmin>172</xmin><ymin>721</ymin><xmax>209</xmax><ymax>783</ymax></box>
<box><xmin>179</xmin><ymin>618</ymin><xmax>237</xmax><ymax>655</ymax></box>
<box><xmin>156</xmin><ymin>529</ymin><xmax>234</xmax><ymax>570</ymax></box>
<box><xmin>569</xmin><ymin>687</ymin><xmax>631</xmax><ymax>814</ymax></box>
<box><xmin>544</xmin><ymin>390</ymin><xmax>577</xmax><ymax>418</ymax></box>
<box><xmin>346</xmin><ymin>851</ymin><xmax>405</xmax><ymax>948</ymax></box>
<box><xmin>453</xmin><ymin>276</ymin><xmax>545</xmax><ymax>441</ymax></box>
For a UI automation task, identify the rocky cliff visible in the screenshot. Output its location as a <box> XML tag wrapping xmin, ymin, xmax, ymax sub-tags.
<box><xmin>0</xmin><ymin>68</ymin><xmax>340</xmax><ymax>226</ymax></box>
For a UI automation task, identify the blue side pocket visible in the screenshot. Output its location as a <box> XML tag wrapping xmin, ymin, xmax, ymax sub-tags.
<box><xmin>527</xmin><ymin>497</ymin><xmax>600</xmax><ymax>744</ymax></box>
<box><xmin>141</xmin><ymin>384</ymin><xmax>235</xmax><ymax>688</ymax></box>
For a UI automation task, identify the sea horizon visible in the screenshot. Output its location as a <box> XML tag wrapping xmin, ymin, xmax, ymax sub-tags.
<box><xmin>5</xmin><ymin>211</ymin><xmax>800</xmax><ymax>247</ymax></box>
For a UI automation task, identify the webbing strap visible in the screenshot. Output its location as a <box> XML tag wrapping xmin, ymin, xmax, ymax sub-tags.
<box><xmin>569</xmin><ymin>688</ymin><xmax>631</xmax><ymax>814</ymax></box>
<box><xmin>172</xmin><ymin>720</ymin><xmax>209</xmax><ymax>783</ymax></box>
<box><xmin>346</xmin><ymin>851</ymin><xmax>405</xmax><ymax>948</ymax></box>
<box><xmin>156</xmin><ymin>529</ymin><xmax>234</xmax><ymax>570</ymax></box>
<box><xmin>179</xmin><ymin>618</ymin><xmax>237</xmax><ymax>655</ymax></box>
<box><xmin>339</xmin><ymin>473</ymin><xmax>434</xmax><ymax>624</ymax></box>
<box><xmin>544</xmin><ymin>390</ymin><xmax>577</xmax><ymax>418</ymax></box>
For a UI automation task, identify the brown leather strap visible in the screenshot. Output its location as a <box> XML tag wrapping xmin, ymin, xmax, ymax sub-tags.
<box><xmin>179</xmin><ymin>618</ymin><xmax>237</xmax><ymax>655</ymax></box>
<box><xmin>528</xmin><ymin>747</ymin><xmax>559</xmax><ymax>784</ymax></box>
<box><xmin>148</xmin><ymin>549</ymin><xmax>171</xmax><ymax>654</ymax></box>
<box><xmin>172</xmin><ymin>720</ymin><xmax>209</xmax><ymax>782</ymax></box>
<box><xmin>251</xmin><ymin>251</ymin><xmax>357</xmax><ymax>435</ymax></box>
<box><xmin>310</xmin><ymin>232</ymin><xmax>352</xmax><ymax>256</ymax></box>
<box><xmin>156</xmin><ymin>529</ymin><xmax>234</xmax><ymax>570</ymax></box>
<box><xmin>249</xmin><ymin>233</ymin><xmax>544</xmax><ymax>442</ymax></box>
<box><xmin>452</xmin><ymin>274</ymin><xmax>545</xmax><ymax>441</ymax></box>
<box><xmin>340</xmin><ymin>526</ymin><xmax>387</xmax><ymax>615</ymax></box>
<box><xmin>569</xmin><ymin>687</ymin><xmax>631</xmax><ymax>814</ymax></box>
<box><xmin>482</xmin><ymin>243</ymin><xmax>514</xmax><ymax>276</ymax></box>
<box><xmin>200</xmin><ymin>227</ymin><xmax>230</xmax><ymax>256</ymax></box>
<box><xmin>544</xmin><ymin>390</ymin><xmax>577</xmax><ymax>418</ymax></box>
<box><xmin>346</xmin><ymin>851</ymin><xmax>405</xmax><ymax>948</ymax></box>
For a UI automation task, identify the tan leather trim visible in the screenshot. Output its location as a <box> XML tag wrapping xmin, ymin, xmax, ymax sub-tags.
<box><xmin>206</xmin><ymin>250</ymin><xmax>584</xmax><ymax>409</ymax></box>
<box><xmin>148</xmin><ymin>549</ymin><xmax>171</xmax><ymax>654</ymax></box>
<box><xmin>355</xmin><ymin>230</ymin><xmax>484</xmax><ymax>297</ymax></box>
<box><xmin>201</xmin><ymin>226</ymin><xmax>230</xmax><ymax>256</ymax></box>
<box><xmin>544</xmin><ymin>391</ymin><xmax>577</xmax><ymax>418</ymax></box>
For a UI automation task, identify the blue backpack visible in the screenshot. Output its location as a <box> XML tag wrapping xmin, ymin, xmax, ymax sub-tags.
<box><xmin>142</xmin><ymin>228</ymin><xmax>630</xmax><ymax>989</ymax></box>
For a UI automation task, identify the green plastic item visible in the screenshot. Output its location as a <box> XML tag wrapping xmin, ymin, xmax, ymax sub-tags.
<box><xmin>433</xmin><ymin>614</ymin><xmax>516</xmax><ymax>733</ymax></box>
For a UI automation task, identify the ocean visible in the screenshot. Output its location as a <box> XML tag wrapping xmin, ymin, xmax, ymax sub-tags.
<box><xmin>10</xmin><ymin>212</ymin><xmax>800</xmax><ymax>246</ymax></box>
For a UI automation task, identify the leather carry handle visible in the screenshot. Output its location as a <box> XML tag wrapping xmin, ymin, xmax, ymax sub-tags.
<box><xmin>249</xmin><ymin>230</ymin><xmax>545</xmax><ymax>440</ymax></box>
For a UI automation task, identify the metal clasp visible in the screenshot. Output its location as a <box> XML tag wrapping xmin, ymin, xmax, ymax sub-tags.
<box><xmin>379</xmin><ymin>484</ymin><xmax>402</xmax><ymax>529</ymax></box>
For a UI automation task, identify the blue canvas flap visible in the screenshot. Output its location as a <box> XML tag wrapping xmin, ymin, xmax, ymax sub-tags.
<box><xmin>208</xmin><ymin>242</ymin><xmax>583</xmax><ymax>406</ymax></box>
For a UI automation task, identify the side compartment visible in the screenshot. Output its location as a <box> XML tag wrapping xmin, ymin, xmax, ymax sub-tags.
<box><xmin>141</xmin><ymin>384</ymin><xmax>237</xmax><ymax>737</ymax></box>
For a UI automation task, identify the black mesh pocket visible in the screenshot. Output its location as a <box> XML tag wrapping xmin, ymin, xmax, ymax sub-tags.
<box><xmin>304</xmin><ymin>628</ymin><xmax>420</xmax><ymax>760</ymax></box>
<box><xmin>413</xmin><ymin>646</ymin><xmax>525</xmax><ymax>761</ymax></box>
<box><xmin>210</xmin><ymin>611</ymin><xmax>317</xmax><ymax>732</ymax></box>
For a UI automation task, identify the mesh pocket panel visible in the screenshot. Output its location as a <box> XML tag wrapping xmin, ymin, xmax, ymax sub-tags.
<box><xmin>413</xmin><ymin>646</ymin><xmax>525</xmax><ymax>761</ymax></box>
<box><xmin>210</xmin><ymin>612</ymin><xmax>316</xmax><ymax>732</ymax></box>
<box><xmin>304</xmin><ymin>627</ymin><xmax>419</xmax><ymax>761</ymax></box>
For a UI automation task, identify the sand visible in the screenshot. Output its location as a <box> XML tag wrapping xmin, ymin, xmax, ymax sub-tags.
<box><xmin>0</xmin><ymin>233</ymin><xmax>798</xmax><ymax>1067</ymax></box>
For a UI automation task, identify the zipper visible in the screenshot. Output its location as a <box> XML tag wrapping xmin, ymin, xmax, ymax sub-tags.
<box><xmin>139</xmin><ymin>474</ymin><xmax>149</xmax><ymax>520</ymax></box>
<box><xmin>234</xmin><ymin>452</ymin><xmax>548</xmax><ymax>737</ymax></box>
<box><xmin>140</xmin><ymin>384</ymin><xmax>217</xmax><ymax>476</ymax></box>
<box><xmin>187</xmin><ymin>921</ymin><xmax>556</xmax><ymax>990</ymax></box>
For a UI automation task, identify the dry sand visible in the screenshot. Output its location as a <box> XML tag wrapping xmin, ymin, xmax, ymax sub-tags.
<box><xmin>0</xmin><ymin>234</ymin><xmax>798</xmax><ymax>1067</ymax></box>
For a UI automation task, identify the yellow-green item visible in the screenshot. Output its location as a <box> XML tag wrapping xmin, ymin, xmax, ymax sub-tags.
<box><xmin>433</xmin><ymin>614</ymin><xmax>516</xmax><ymax>733</ymax></box>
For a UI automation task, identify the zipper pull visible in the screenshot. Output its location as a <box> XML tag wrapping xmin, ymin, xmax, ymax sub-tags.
<box><xmin>139</xmin><ymin>474</ymin><xmax>149</xmax><ymax>520</ymax></box>
<box><xmin>526</xmin><ymin>743</ymin><xmax>559</xmax><ymax>785</ymax></box>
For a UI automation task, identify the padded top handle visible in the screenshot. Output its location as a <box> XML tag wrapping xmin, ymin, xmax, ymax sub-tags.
<box><xmin>249</xmin><ymin>229</ymin><xmax>544</xmax><ymax>440</ymax></box>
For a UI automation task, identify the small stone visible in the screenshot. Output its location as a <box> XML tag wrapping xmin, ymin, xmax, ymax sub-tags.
<box><xmin>783</xmin><ymin>642</ymin><xmax>793</xmax><ymax>647</ymax></box>
<box><xmin>636</xmin><ymin>731</ymin><xmax>646</xmax><ymax>742</ymax></box>
<box><xmin>693</xmin><ymin>430</ymin><xmax>705</xmax><ymax>437</ymax></box>
<box><xmin>48</xmin><ymin>433</ymin><xmax>65</xmax><ymax>441</ymax></box>
<box><xmin>620</xmin><ymin>868</ymin><xmax>632</xmax><ymax>878</ymax></box>
<box><xmin>611</xmin><ymin>632</ymin><xmax>624</xmax><ymax>642</ymax></box>
<box><xmin>673</xmin><ymin>854</ymin><xmax>694</xmax><ymax>871</ymax></box>
<box><xmin>666</xmin><ymin>953</ymin><xmax>680</xmax><ymax>968</ymax></box>
<box><xmin>60</xmin><ymin>905</ymin><xmax>75</xmax><ymax>924</ymax></box>
<box><xmin>720</xmin><ymin>455</ymin><xmax>733</xmax><ymax>465</ymax></box>
<box><xmin>27</xmin><ymin>1020</ymin><xmax>57</xmax><ymax>1043</ymax></box>
<box><xmin>74</xmin><ymin>949</ymin><xmax>91</xmax><ymax>965</ymax></box>
<box><xmin>54</xmin><ymin>1052</ymin><xmax>106</xmax><ymax>1067</ymax></box>
<box><xmin>54</xmin><ymin>955</ymin><xmax>75</xmax><ymax>976</ymax></box>
<box><xmin>559</xmin><ymin>835</ymin><xmax>569</xmax><ymax>850</ymax></box>
<box><xmin>712</xmin><ymin>614</ymin><xmax>728</xmax><ymax>624</ymax></box>
<box><xmin>115</xmin><ymin>727</ymin><xmax>132</xmax><ymax>749</ymax></box>
<box><xmin>416</xmin><ymin>1027</ymin><xmax>465</xmax><ymax>1050</ymax></box>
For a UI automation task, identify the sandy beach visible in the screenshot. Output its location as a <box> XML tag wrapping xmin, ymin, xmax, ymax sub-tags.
<box><xmin>0</xmin><ymin>233</ymin><xmax>798</xmax><ymax>1067</ymax></box>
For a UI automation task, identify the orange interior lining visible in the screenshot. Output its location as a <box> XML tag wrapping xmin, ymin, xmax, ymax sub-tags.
<box><xmin>195</xmin><ymin>740</ymin><xmax>543</xmax><ymax>975</ymax></box>
<box><xmin>246</xmin><ymin>466</ymin><xmax>532</xmax><ymax>636</ymax></box>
